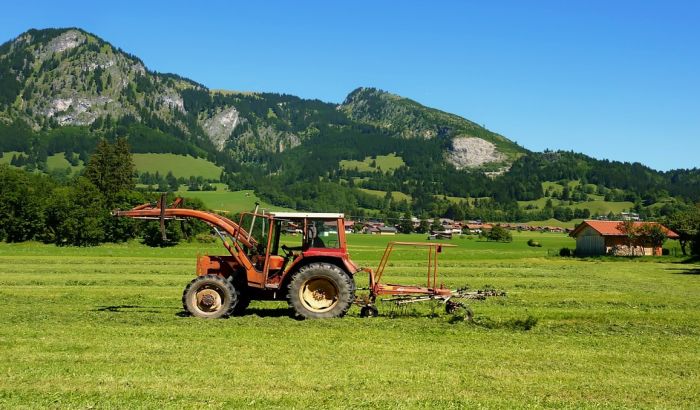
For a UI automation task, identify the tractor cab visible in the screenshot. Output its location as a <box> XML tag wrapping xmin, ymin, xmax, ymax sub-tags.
<box><xmin>230</xmin><ymin>211</ymin><xmax>357</xmax><ymax>290</ymax></box>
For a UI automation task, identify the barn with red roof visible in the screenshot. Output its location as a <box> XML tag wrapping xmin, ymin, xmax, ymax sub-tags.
<box><xmin>570</xmin><ymin>220</ymin><xmax>679</xmax><ymax>256</ymax></box>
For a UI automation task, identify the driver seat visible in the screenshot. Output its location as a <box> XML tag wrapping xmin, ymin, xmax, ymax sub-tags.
<box><xmin>268</xmin><ymin>255</ymin><xmax>285</xmax><ymax>271</ymax></box>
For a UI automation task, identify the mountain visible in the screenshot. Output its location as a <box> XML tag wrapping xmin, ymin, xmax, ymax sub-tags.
<box><xmin>0</xmin><ymin>28</ymin><xmax>192</xmax><ymax>127</ymax></box>
<box><xmin>341</xmin><ymin>87</ymin><xmax>525</xmax><ymax>169</ymax></box>
<box><xmin>0</xmin><ymin>28</ymin><xmax>522</xmax><ymax>170</ymax></box>
<box><xmin>1</xmin><ymin>28</ymin><xmax>698</xmax><ymax>221</ymax></box>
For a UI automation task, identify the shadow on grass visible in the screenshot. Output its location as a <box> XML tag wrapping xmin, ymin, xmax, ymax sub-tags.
<box><xmin>96</xmin><ymin>305</ymin><xmax>172</xmax><ymax>313</ymax></box>
<box><xmin>174</xmin><ymin>307</ymin><xmax>295</xmax><ymax>318</ymax></box>
<box><xmin>463</xmin><ymin>315</ymin><xmax>539</xmax><ymax>331</ymax></box>
<box><xmin>96</xmin><ymin>305</ymin><xmax>297</xmax><ymax>318</ymax></box>
<box><xmin>667</xmin><ymin>267</ymin><xmax>700</xmax><ymax>275</ymax></box>
<box><xmin>676</xmin><ymin>256</ymin><xmax>700</xmax><ymax>264</ymax></box>
<box><xmin>241</xmin><ymin>307</ymin><xmax>295</xmax><ymax>318</ymax></box>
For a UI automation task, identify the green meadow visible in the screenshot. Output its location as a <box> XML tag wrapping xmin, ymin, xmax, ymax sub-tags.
<box><xmin>518</xmin><ymin>197</ymin><xmax>635</xmax><ymax>216</ymax></box>
<box><xmin>0</xmin><ymin>232</ymin><xmax>698</xmax><ymax>408</ymax></box>
<box><xmin>358</xmin><ymin>187</ymin><xmax>412</xmax><ymax>202</ymax></box>
<box><xmin>175</xmin><ymin>189</ymin><xmax>294</xmax><ymax>215</ymax></box>
<box><xmin>340</xmin><ymin>153</ymin><xmax>405</xmax><ymax>173</ymax></box>
<box><xmin>132</xmin><ymin>153</ymin><xmax>223</xmax><ymax>180</ymax></box>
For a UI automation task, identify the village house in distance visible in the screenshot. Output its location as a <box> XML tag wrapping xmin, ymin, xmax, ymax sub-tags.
<box><xmin>570</xmin><ymin>220</ymin><xmax>679</xmax><ymax>256</ymax></box>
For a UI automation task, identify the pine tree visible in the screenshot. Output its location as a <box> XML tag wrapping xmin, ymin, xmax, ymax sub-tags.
<box><xmin>84</xmin><ymin>138</ymin><xmax>135</xmax><ymax>202</ymax></box>
<box><xmin>399</xmin><ymin>211</ymin><xmax>413</xmax><ymax>234</ymax></box>
<box><xmin>84</xmin><ymin>139</ymin><xmax>112</xmax><ymax>196</ymax></box>
<box><xmin>166</xmin><ymin>171</ymin><xmax>179</xmax><ymax>192</ymax></box>
<box><xmin>111</xmin><ymin>137</ymin><xmax>135</xmax><ymax>193</ymax></box>
<box><xmin>416</xmin><ymin>219</ymin><xmax>430</xmax><ymax>234</ymax></box>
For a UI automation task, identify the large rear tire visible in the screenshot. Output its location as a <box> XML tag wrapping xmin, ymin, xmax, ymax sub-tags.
<box><xmin>287</xmin><ymin>263</ymin><xmax>355</xmax><ymax>319</ymax></box>
<box><xmin>182</xmin><ymin>274</ymin><xmax>238</xmax><ymax>318</ymax></box>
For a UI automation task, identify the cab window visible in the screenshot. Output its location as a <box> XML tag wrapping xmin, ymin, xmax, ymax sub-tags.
<box><xmin>306</xmin><ymin>219</ymin><xmax>340</xmax><ymax>249</ymax></box>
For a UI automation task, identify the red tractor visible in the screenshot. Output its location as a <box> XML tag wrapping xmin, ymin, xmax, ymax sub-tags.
<box><xmin>115</xmin><ymin>198</ymin><xmax>358</xmax><ymax>319</ymax></box>
<box><xmin>114</xmin><ymin>197</ymin><xmax>503</xmax><ymax>319</ymax></box>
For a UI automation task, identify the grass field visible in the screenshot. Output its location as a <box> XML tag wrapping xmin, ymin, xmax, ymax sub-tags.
<box><xmin>509</xmin><ymin>218</ymin><xmax>584</xmax><ymax>229</ymax></box>
<box><xmin>340</xmin><ymin>153</ymin><xmax>405</xmax><ymax>173</ymax></box>
<box><xmin>0</xmin><ymin>232</ymin><xmax>698</xmax><ymax>408</ymax></box>
<box><xmin>45</xmin><ymin>152</ymin><xmax>84</xmax><ymax>174</ymax></box>
<box><xmin>175</xmin><ymin>189</ymin><xmax>294</xmax><ymax>214</ymax></box>
<box><xmin>519</xmin><ymin>197</ymin><xmax>634</xmax><ymax>216</ymax></box>
<box><xmin>358</xmin><ymin>187</ymin><xmax>412</xmax><ymax>202</ymax></box>
<box><xmin>133</xmin><ymin>153</ymin><xmax>223</xmax><ymax>180</ymax></box>
<box><xmin>2</xmin><ymin>152</ymin><xmax>224</xmax><ymax>181</ymax></box>
<box><xmin>0</xmin><ymin>151</ymin><xmax>21</xmax><ymax>165</ymax></box>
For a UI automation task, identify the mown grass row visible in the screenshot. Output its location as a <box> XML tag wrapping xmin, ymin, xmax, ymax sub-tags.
<box><xmin>0</xmin><ymin>234</ymin><xmax>698</xmax><ymax>408</ymax></box>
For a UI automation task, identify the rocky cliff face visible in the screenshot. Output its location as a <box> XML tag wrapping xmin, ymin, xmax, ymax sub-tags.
<box><xmin>447</xmin><ymin>136</ymin><xmax>505</xmax><ymax>169</ymax></box>
<box><xmin>201</xmin><ymin>106</ymin><xmax>242</xmax><ymax>151</ymax></box>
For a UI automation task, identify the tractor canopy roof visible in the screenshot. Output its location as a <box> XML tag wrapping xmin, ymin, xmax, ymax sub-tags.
<box><xmin>267</xmin><ymin>212</ymin><xmax>344</xmax><ymax>219</ymax></box>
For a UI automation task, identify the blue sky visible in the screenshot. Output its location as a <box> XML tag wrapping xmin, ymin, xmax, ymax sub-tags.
<box><xmin>2</xmin><ymin>0</ymin><xmax>698</xmax><ymax>170</ymax></box>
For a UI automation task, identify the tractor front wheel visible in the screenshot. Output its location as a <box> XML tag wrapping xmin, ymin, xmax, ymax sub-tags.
<box><xmin>287</xmin><ymin>263</ymin><xmax>355</xmax><ymax>319</ymax></box>
<box><xmin>182</xmin><ymin>274</ymin><xmax>238</xmax><ymax>318</ymax></box>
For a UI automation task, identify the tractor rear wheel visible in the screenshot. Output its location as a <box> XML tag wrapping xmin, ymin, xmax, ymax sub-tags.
<box><xmin>287</xmin><ymin>263</ymin><xmax>355</xmax><ymax>319</ymax></box>
<box><xmin>182</xmin><ymin>274</ymin><xmax>238</xmax><ymax>318</ymax></box>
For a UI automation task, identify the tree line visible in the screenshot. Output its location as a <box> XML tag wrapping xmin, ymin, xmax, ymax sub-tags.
<box><xmin>0</xmin><ymin>138</ymin><xmax>208</xmax><ymax>246</ymax></box>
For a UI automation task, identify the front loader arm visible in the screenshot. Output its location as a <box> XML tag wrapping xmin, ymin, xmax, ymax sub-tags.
<box><xmin>112</xmin><ymin>197</ymin><xmax>257</xmax><ymax>249</ymax></box>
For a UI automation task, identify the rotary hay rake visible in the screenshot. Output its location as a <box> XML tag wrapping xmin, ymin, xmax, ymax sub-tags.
<box><xmin>356</xmin><ymin>242</ymin><xmax>505</xmax><ymax>320</ymax></box>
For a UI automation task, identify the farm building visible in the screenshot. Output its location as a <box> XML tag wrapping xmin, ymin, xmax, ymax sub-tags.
<box><xmin>362</xmin><ymin>225</ymin><xmax>398</xmax><ymax>235</ymax></box>
<box><xmin>570</xmin><ymin>220</ymin><xmax>679</xmax><ymax>256</ymax></box>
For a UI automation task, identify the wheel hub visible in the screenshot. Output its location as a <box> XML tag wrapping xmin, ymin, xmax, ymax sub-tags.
<box><xmin>200</xmin><ymin>294</ymin><xmax>215</xmax><ymax>307</ymax></box>
<box><xmin>195</xmin><ymin>288</ymin><xmax>223</xmax><ymax>313</ymax></box>
<box><xmin>300</xmin><ymin>278</ymin><xmax>339</xmax><ymax>312</ymax></box>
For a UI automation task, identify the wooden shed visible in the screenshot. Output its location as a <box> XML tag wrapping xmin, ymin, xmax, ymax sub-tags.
<box><xmin>570</xmin><ymin>220</ymin><xmax>679</xmax><ymax>256</ymax></box>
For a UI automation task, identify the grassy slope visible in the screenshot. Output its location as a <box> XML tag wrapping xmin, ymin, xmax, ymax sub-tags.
<box><xmin>46</xmin><ymin>152</ymin><xmax>84</xmax><ymax>174</ymax></box>
<box><xmin>0</xmin><ymin>233</ymin><xmax>698</xmax><ymax>408</ymax></box>
<box><xmin>519</xmin><ymin>197</ymin><xmax>634</xmax><ymax>215</ymax></box>
<box><xmin>45</xmin><ymin>152</ymin><xmax>72</xmax><ymax>169</ymax></box>
<box><xmin>515</xmin><ymin>218</ymin><xmax>584</xmax><ymax>229</ymax></box>
<box><xmin>339</xmin><ymin>153</ymin><xmax>405</xmax><ymax>173</ymax></box>
<box><xmin>0</xmin><ymin>151</ymin><xmax>21</xmax><ymax>165</ymax></box>
<box><xmin>535</xmin><ymin>181</ymin><xmax>634</xmax><ymax>215</ymax></box>
<box><xmin>133</xmin><ymin>153</ymin><xmax>223</xmax><ymax>180</ymax></box>
<box><xmin>176</xmin><ymin>189</ymin><xmax>294</xmax><ymax>214</ymax></box>
<box><xmin>570</xmin><ymin>200</ymin><xmax>634</xmax><ymax>214</ymax></box>
<box><xmin>3</xmin><ymin>151</ymin><xmax>224</xmax><ymax>181</ymax></box>
<box><xmin>358</xmin><ymin>187</ymin><xmax>412</xmax><ymax>202</ymax></box>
